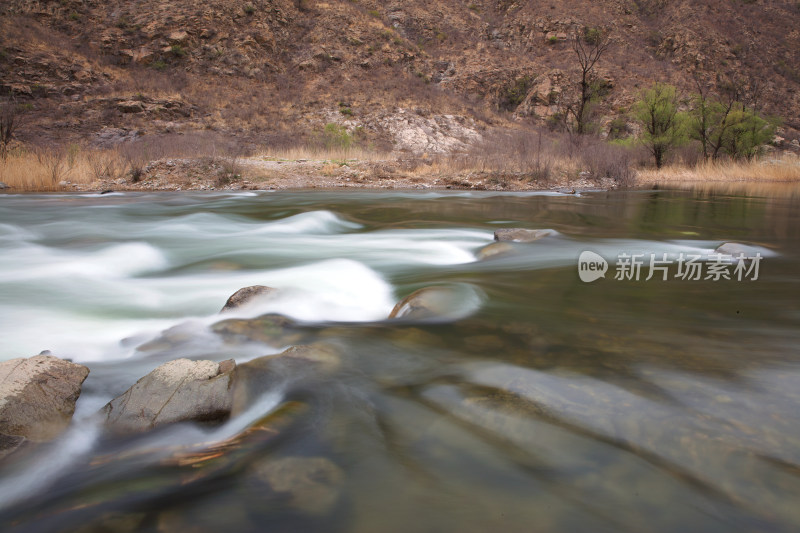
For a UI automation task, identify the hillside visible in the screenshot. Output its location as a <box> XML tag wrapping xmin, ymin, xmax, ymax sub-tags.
<box><xmin>1</xmin><ymin>0</ymin><xmax>799</xmax><ymax>159</ymax></box>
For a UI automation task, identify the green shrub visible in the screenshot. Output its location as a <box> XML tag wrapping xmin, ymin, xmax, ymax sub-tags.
<box><xmin>243</xmin><ymin>4</ymin><xmax>255</xmax><ymax>14</ymax></box>
<box><xmin>368</xmin><ymin>9</ymin><xmax>381</xmax><ymax>17</ymax></box>
<box><xmin>322</xmin><ymin>123</ymin><xmax>354</xmax><ymax>150</ymax></box>
<box><xmin>499</xmin><ymin>75</ymin><xmax>532</xmax><ymax>111</ymax></box>
<box><xmin>583</xmin><ymin>26</ymin><xmax>602</xmax><ymax>45</ymax></box>
<box><xmin>170</xmin><ymin>45</ymin><xmax>186</xmax><ymax>56</ymax></box>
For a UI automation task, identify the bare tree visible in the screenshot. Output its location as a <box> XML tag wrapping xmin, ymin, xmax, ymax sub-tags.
<box><xmin>563</xmin><ymin>28</ymin><xmax>611</xmax><ymax>135</ymax></box>
<box><xmin>0</xmin><ymin>99</ymin><xmax>18</xmax><ymax>161</ymax></box>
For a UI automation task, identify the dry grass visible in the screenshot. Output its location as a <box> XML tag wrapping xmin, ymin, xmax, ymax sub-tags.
<box><xmin>253</xmin><ymin>145</ymin><xmax>387</xmax><ymax>162</ymax></box>
<box><xmin>0</xmin><ymin>147</ymin><xmax>117</xmax><ymax>191</ymax></box>
<box><xmin>637</xmin><ymin>154</ymin><xmax>800</xmax><ymax>184</ymax></box>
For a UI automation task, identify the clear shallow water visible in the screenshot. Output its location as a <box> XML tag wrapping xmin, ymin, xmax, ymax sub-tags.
<box><xmin>0</xmin><ymin>189</ymin><xmax>799</xmax><ymax>532</ymax></box>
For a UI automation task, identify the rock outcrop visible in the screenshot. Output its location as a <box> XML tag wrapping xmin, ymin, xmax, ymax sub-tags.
<box><xmin>220</xmin><ymin>285</ymin><xmax>278</xmax><ymax>313</ymax></box>
<box><xmin>102</xmin><ymin>358</ymin><xmax>235</xmax><ymax>434</ymax></box>
<box><xmin>494</xmin><ymin>228</ymin><xmax>555</xmax><ymax>243</ymax></box>
<box><xmin>0</xmin><ymin>355</ymin><xmax>90</xmax><ymax>443</ymax></box>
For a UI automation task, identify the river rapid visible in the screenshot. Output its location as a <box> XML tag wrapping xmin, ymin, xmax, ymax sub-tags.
<box><xmin>1</xmin><ymin>188</ymin><xmax>799</xmax><ymax>532</ymax></box>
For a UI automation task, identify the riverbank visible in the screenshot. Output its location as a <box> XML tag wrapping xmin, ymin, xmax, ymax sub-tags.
<box><xmin>2</xmin><ymin>148</ymin><xmax>799</xmax><ymax>193</ymax></box>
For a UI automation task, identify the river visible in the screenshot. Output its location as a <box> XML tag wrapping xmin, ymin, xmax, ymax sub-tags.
<box><xmin>1</xmin><ymin>188</ymin><xmax>799</xmax><ymax>532</ymax></box>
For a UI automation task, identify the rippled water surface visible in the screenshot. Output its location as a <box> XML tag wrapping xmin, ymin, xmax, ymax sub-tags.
<box><xmin>1</xmin><ymin>188</ymin><xmax>800</xmax><ymax>532</ymax></box>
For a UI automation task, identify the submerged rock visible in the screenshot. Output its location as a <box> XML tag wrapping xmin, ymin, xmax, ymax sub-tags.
<box><xmin>232</xmin><ymin>344</ymin><xmax>340</xmax><ymax>416</ymax></box>
<box><xmin>0</xmin><ymin>182</ymin><xmax>9</xmax><ymax>190</ymax></box>
<box><xmin>102</xmin><ymin>358</ymin><xmax>236</xmax><ymax>434</ymax></box>
<box><xmin>388</xmin><ymin>285</ymin><xmax>481</xmax><ymax>320</ymax></box>
<box><xmin>0</xmin><ymin>355</ymin><xmax>89</xmax><ymax>442</ymax></box>
<box><xmin>476</xmin><ymin>242</ymin><xmax>514</xmax><ymax>260</ymax></box>
<box><xmin>0</xmin><ymin>433</ymin><xmax>26</xmax><ymax>460</ymax></box>
<box><xmin>494</xmin><ymin>228</ymin><xmax>555</xmax><ymax>243</ymax></box>
<box><xmin>249</xmin><ymin>456</ymin><xmax>344</xmax><ymax>515</ymax></box>
<box><xmin>714</xmin><ymin>242</ymin><xmax>760</xmax><ymax>258</ymax></box>
<box><xmin>211</xmin><ymin>313</ymin><xmax>304</xmax><ymax>345</ymax></box>
<box><xmin>220</xmin><ymin>285</ymin><xmax>278</xmax><ymax>313</ymax></box>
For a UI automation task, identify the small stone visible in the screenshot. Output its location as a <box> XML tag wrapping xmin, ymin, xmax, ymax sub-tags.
<box><xmin>476</xmin><ymin>242</ymin><xmax>514</xmax><ymax>260</ymax></box>
<box><xmin>494</xmin><ymin>228</ymin><xmax>555</xmax><ymax>243</ymax></box>
<box><xmin>220</xmin><ymin>285</ymin><xmax>277</xmax><ymax>312</ymax></box>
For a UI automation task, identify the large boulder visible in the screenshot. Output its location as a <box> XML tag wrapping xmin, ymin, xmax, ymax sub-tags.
<box><xmin>102</xmin><ymin>358</ymin><xmax>236</xmax><ymax>434</ymax></box>
<box><xmin>494</xmin><ymin>228</ymin><xmax>555</xmax><ymax>243</ymax></box>
<box><xmin>220</xmin><ymin>285</ymin><xmax>278</xmax><ymax>313</ymax></box>
<box><xmin>0</xmin><ymin>355</ymin><xmax>90</xmax><ymax>442</ymax></box>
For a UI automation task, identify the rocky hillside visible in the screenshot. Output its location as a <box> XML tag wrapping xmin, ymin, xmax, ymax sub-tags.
<box><xmin>2</xmin><ymin>0</ymin><xmax>799</xmax><ymax>152</ymax></box>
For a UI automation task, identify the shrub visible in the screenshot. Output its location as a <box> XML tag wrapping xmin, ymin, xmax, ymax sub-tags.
<box><xmin>322</xmin><ymin>123</ymin><xmax>354</xmax><ymax>150</ymax></box>
<box><xmin>170</xmin><ymin>45</ymin><xmax>186</xmax><ymax>57</ymax></box>
<box><xmin>499</xmin><ymin>76</ymin><xmax>532</xmax><ymax>111</ymax></box>
<box><xmin>243</xmin><ymin>4</ymin><xmax>255</xmax><ymax>15</ymax></box>
<box><xmin>607</xmin><ymin>116</ymin><xmax>629</xmax><ymax>140</ymax></box>
<box><xmin>368</xmin><ymin>9</ymin><xmax>381</xmax><ymax>17</ymax></box>
<box><xmin>583</xmin><ymin>26</ymin><xmax>602</xmax><ymax>45</ymax></box>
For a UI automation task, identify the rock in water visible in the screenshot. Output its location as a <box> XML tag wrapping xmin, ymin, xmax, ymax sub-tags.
<box><xmin>0</xmin><ymin>433</ymin><xmax>26</xmax><ymax>460</ymax></box>
<box><xmin>231</xmin><ymin>344</ymin><xmax>340</xmax><ymax>416</ymax></box>
<box><xmin>388</xmin><ymin>285</ymin><xmax>481</xmax><ymax>320</ymax></box>
<box><xmin>714</xmin><ymin>242</ymin><xmax>760</xmax><ymax>258</ymax></box>
<box><xmin>0</xmin><ymin>182</ymin><xmax>9</xmax><ymax>190</ymax></box>
<box><xmin>494</xmin><ymin>228</ymin><xmax>555</xmax><ymax>243</ymax></box>
<box><xmin>476</xmin><ymin>242</ymin><xmax>514</xmax><ymax>260</ymax></box>
<box><xmin>220</xmin><ymin>285</ymin><xmax>278</xmax><ymax>313</ymax></box>
<box><xmin>0</xmin><ymin>355</ymin><xmax>90</xmax><ymax>442</ymax></box>
<box><xmin>102</xmin><ymin>358</ymin><xmax>236</xmax><ymax>434</ymax></box>
<box><xmin>249</xmin><ymin>456</ymin><xmax>344</xmax><ymax>515</ymax></box>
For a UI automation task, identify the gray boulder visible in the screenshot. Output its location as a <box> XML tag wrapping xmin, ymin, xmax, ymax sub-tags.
<box><xmin>494</xmin><ymin>228</ymin><xmax>555</xmax><ymax>243</ymax></box>
<box><xmin>0</xmin><ymin>182</ymin><xmax>9</xmax><ymax>190</ymax></box>
<box><xmin>102</xmin><ymin>358</ymin><xmax>236</xmax><ymax>434</ymax></box>
<box><xmin>0</xmin><ymin>355</ymin><xmax>90</xmax><ymax>442</ymax></box>
<box><xmin>220</xmin><ymin>285</ymin><xmax>278</xmax><ymax>313</ymax></box>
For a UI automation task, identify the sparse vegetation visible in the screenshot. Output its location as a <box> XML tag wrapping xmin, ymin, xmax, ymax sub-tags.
<box><xmin>499</xmin><ymin>76</ymin><xmax>532</xmax><ymax>111</ymax></box>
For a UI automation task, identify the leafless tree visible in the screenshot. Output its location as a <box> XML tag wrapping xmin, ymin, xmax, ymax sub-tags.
<box><xmin>0</xmin><ymin>99</ymin><xmax>18</xmax><ymax>161</ymax></box>
<box><xmin>564</xmin><ymin>28</ymin><xmax>611</xmax><ymax>135</ymax></box>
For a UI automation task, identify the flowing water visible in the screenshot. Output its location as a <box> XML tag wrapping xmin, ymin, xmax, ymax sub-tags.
<box><xmin>1</xmin><ymin>188</ymin><xmax>799</xmax><ymax>532</ymax></box>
